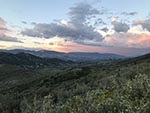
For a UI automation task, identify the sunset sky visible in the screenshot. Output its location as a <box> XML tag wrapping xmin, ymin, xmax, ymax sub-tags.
<box><xmin>0</xmin><ymin>0</ymin><xmax>150</xmax><ymax>56</ymax></box>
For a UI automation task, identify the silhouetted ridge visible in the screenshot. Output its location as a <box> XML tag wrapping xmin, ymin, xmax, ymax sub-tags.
<box><xmin>0</xmin><ymin>52</ymin><xmax>74</xmax><ymax>67</ymax></box>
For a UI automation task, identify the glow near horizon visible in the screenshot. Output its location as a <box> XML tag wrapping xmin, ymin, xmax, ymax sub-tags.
<box><xmin>0</xmin><ymin>0</ymin><xmax>150</xmax><ymax>56</ymax></box>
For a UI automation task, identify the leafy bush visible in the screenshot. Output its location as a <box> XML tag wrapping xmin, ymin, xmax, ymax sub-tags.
<box><xmin>21</xmin><ymin>73</ymin><xmax>150</xmax><ymax>113</ymax></box>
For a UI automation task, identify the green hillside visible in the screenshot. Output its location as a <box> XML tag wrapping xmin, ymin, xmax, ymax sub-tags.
<box><xmin>0</xmin><ymin>53</ymin><xmax>150</xmax><ymax>113</ymax></box>
<box><xmin>0</xmin><ymin>52</ymin><xmax>75</xmax><ymax>68</ymax></box>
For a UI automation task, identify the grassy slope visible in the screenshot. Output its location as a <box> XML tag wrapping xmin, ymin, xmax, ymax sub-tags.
<box><xmin>0</xmin><ymin>54</ymin><xmax>150</xmax><ymax>113</ymax></box>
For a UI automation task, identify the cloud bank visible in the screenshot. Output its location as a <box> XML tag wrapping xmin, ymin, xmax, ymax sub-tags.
<box><xmin>20</xmin><ymin>3</ymin><xmax>150</xmax><ymax>49</ymax></box>
<box><xmin>0</xmin><ymin>34</ymin><xmax>23</xmax><ymax>43</ymax></box>
<box><xmin>21</xmin><ymin>2</ymin><xmax>103</xmax><ymax>46</ymax></box>
<box><xmin>0</xmin><ymin>17</ymin><xmax>23</xmax><ymax>43</ymax></box>
<box><xmin>112</xmin><ymin>21</ymin><xmax>129</xmax><ymax>32</ymax></box>
<box><xmin>0</xmin><ymin>17</ymin><xmax>9</xmax><ymax>34</ymax></box>
<box><xmin>133</xmin><ymin>18</ymin><xmax>150</xmax><ymax>31</ymax></box>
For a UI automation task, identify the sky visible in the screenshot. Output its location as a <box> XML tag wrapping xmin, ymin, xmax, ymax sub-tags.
<box><xmin>0</xmin><ymin>0</ymin><xmax>150</xmax><ymax>56</ymax></box>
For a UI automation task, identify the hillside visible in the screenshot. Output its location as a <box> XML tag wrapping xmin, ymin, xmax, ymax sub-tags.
<box><xmin>0</xmin><ymin>53</ymin><xmax>149</xmax><ymax>113</ymax></box>
<box><xmin>0</xmin><ymin>49</ymin><xmax>125</xmax><ymax>62</ymax></box>
<box><xmin>0</xmin><ymin>52</ymin><xmax>75</xmax><ymax>68</ymax></box>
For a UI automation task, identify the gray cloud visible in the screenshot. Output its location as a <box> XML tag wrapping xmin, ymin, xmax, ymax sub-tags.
<box><xmin>101</xmin><ymin>27</ymin><xmax>109</xmax><ymax>32</ymax></box>
<box><xmin>0</xmin><ymin>34</ymin><xmax>23</xmax><ymax>43</ymax></box>
<box><xmin>34</xmin><ymin>41</ymin><xmax>45</xmax><ymax>45</ymax></box>
<box><xmin>94</xmin><ymin>18</ymin><xmax>106</xmax><ymax>26</ymax></box>
<box><xmin>121</xmin><ymin>12</ymin><xmax>137</xmax><ymax>16</ymax></box>
<box><xmin>21</xmin><ymin>2</ymin><xmax>103</xmax><ymax>46</ymax></box>
<box><xmin>68</xmin><ymin>2</ymin><xmax>99</xmax><ymax>24</ymax></box>
<box><xmin>0</xmin><ymin>27</ymin><xmax>8</xmax><ymax>31</ymax></box>
<box><xmin>0</xmin><ymin>17</ymin><xmax>6</xmax><ymax>25</ymax></box>
<box><xmin>22</xmin><ymin>21</ymin><xmax>27</xmax><ymax>24</ymax></box>
<box><xmin>31</xmin><ymin>22</ymin><xmax>37</xmax><ymax>25</ymax></box>
<box><xmin>133</xmin><ymin>18</ymin><xmax>150</xmax><ymax>31</ymax></box>
<box><xmin>0</xmin><ymin>17</ymin><xmax>9</xmax><ymax>34</ymax></box>
<box><xmin>22</xmin><ymin>22</ymin><xmax>103</xmax><ymax>41</ymax></box>
<box><xmin>141</xmin><ymin>19</ymin><xmax>150</xmax><ymax>31</ymax></box>
<box><xmin>112</xmin><ymin>21</ymin><xmax>129</xmax><ymax>32</ymax></box>
<box><xmin>49</xmin><ymin>42</ymin><xmax>54</xmax><ymax>45</ymax></box>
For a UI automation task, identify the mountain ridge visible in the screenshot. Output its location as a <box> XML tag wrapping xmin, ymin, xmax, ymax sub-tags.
<box><xmin>0</xmin><ymin>49</ymin><xmax>125</xmax><ymax>61</ymax></box>
<box><xmin>0</xmin><ymin>52</ymin><xmax>74</xmax><ymax>68</ymax></box>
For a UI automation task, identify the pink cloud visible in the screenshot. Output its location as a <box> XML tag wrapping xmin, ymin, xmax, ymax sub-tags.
<box><xmin>103</xmin><ymin>32</ymin><xmax>150</xmax><ymax>48</ymax></box>
<box><xmin>132</xmin><ymin>18</ymin><xmax>150</xmax><ymax>31</ymax></box>
<box><xmin>0</xmin><ymin>17</ymin><xmax>9</xmax><ymax>34</ymax></box>
<box><xmin>0</xmin><ymin>17</ymin><xmax>6</xmax><ymax>25</ymax></box>
<box><xmin>133</xmin><ymin>18</ymin><xmax>147</xmax><ymax>25</ymax></box>
<box><xmin>137</xmin><ymin>34</ymin><xmax>150</xmax><ymax>42</ymax></box>
<box><xmin>124</xmin><ymin>33</ymin><xmax>150</xmax><ymax>48</ymax></box>
<box><xmin>45</xmin><ymin>40</ymin><xmax>149</xmax><ymax>56</ymax></box>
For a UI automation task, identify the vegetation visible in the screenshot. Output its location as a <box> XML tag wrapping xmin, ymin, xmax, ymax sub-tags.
<box><xmin>0</xmin><ymin>53</ymin><xmax>150</xmax><ymax>113</ymax></box>
<box><xmin>0</xmin><ymin>52</ymin><xmax>74</xmax><ymax>68</ymax></box>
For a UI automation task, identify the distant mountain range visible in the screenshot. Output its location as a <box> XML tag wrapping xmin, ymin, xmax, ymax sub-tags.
<box><xmin>0</xmin><ymin>49</ymin><xmax>125</xmax><ymax>62</ymax></box>
<box><xmin>0</xmin><ymin>52</ymin><xmax>74</xmax><ymax>68</ymax></box>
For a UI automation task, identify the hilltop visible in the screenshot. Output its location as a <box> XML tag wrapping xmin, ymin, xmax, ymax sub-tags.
<box><xmin>0</xmin><ymin>49</ymin><xmax>125</xmax><ymax>62</ymax></box>
<box><xmin>0</xmin><ymin>52</ymin><xmax>75</xmax><ymax>68</ymax></box>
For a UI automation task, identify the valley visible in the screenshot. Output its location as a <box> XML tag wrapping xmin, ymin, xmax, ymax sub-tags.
<box><xmin>0</xmin><ymin>51</ymin><xmax>149</xmax><ymax>113</ymax></box>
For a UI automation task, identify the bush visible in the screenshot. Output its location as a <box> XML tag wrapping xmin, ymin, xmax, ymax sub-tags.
<box><xmin>21</xmin><ymin>73</ymin><xmax>150</xmax><ymax>113</ymax></box>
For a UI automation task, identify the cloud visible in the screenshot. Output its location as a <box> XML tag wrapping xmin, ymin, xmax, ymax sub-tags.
<box><xmin>7</xmin><ymin>46</ymin><xmax>41</xmax><ymax>51</ymax></box>
<box><xmin>103</xmin><ymin>32</ymin><xmax>150</xmax><ymax>48</ymax></box>
<box><xmin>94</xmin><ymin>18</ymin><xmax>106</xmax><ymax>26</ymax></box>
<box><xmin>20</xmin><ymin>2</ymin><xmax>149</xmax><ymax>50</ymax></box>
<box><xmin>0</xmin><ymin>45</ymin><xmax>5</xmax><ymax>47</ymax></box>
<box><xmin>0</xmin><ymin>27</ymin><xmax>8</xmax><ymax>32</ymax></box>
<box><xmin>22</xmin><ymin>21</ymin><xmax>27</xmax><ymax>24</ymax></box>
<box><xmin>112</xmin><ymin>21</ymin><xmax>129</xmax><ymax>32</ymax></box>
<box><xmin>111</xmin><ymin>16</ymin><xmax>119</xmax><ymax>22</ymax></box>
<box><xmin>49</xmin><ymin>42</ymin><xmax>54</xmax><ymax>45</ymax></box>
<box><xmin>47</xmin><ymin>40</ymin><xmax>149</xmax><ymax>56</ymax></box>
<box><xmin>22</xmin><ymin>22</ymin><xmax>103</xmax><ymax>44</ymax></box>
<box><xmin>34</xmin><ymin>41</ymin><xmax>45</xmax><ymax>45</ymax></box>
<box><xmin>0</xmin><ymin>34</ymin><xmax>23</xmax><ymax>43</ymax></box>
<box><xmin>0</xmin><ymin>17</ymin><xmax>9</xmax><ymax>34</ymax></box>
<box><xmin>21</xmin><ymin>2</ymin><xmax>103</xmax><ymax>46</ymax></box>
<box><xmin>0</xmin><ymin>18</ymin><xmax>22</xmax><ymax>43</ymax></box>
<box><xmin>0</xmin><ymin>17</ymin><xmax>6</xmax><ymax>26</ymax></box>
<box><xmin>68</xmin><ymin>2</ymin><xmax>100</xmax><ymax>24</ymax></box>
<box><xmin>121</xmin><ymin>12</ymin><xmax>137</xmax><ymax>16</ymax></box>
<box><xmin>133</xmin><ymin>18</ymin><xmax>150</xmax><ymax>31</ymax></box>
<box><xmin>31</xmin><ymin>22</ymin><xmax>37</xmax><ymax>25</ymax></box>
<box><xmin>101</xmin><ymin>27</ymin><xmax>109</xmax><ymax>32</ymax></box>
